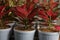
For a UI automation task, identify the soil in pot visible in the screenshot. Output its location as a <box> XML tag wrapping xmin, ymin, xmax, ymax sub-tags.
<box><xmin>15</xmin><ymin>26</ymin><xmax>35</xmax><ymax>31</ymax></box>
<box><xmin>0</xmin><ymin>25</ymin><xmax>10</xmax><ymax>29</ymax></box>
<box><xmin>39</xmin><ymin>27</ymin><xmax>59</xmax><ymax>32</ymax></box>
<box><xmin>0</xmin><ymin>24</ymin><xmax>11</xmax><ymax>40</ymax></box>
<box><xmin>38</xmin><ymin>27</ymin><xmax>59</xmax><ymax>40</ymax></box>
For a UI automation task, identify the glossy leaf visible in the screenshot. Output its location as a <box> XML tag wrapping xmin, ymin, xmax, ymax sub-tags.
<box><xmin>0</xmin><ymin>6</ymin><xmax>5</xmax><ymax>18</ymax></box>
<box><xmin>33</xmin><ymin>0</ymin><xmax>38</xmax><ymax>3</ymax></box>
<box><xmin>50</xmin><ymin>2</ymin><xmax>58</xmax><ymax>9</ymax></box>
<box><xmin>55</xmin><ymin>25</ymin><xmax>60</xmax><ymax>31</ymax></box>
<box><xmin>38</xmin><ymin>9</ymin><xmax>49</xmax><ymax>20</ymax></box>
<box><xmin>51</xmin><ymin>12</ymin><xmax>58</xmax><ymax>20</ymax></box>
<box><xmin>13</xmin><ymin>2</ymin><xmax>35</xmax><ymax>21</ymax></box>
<box><xmin>46</xmin><ymin>9</ymin><xmax>53</xmax><ymax>17</ymax></box>
<box><xmin>28</xmin><ymin>8</ymin><xmax>38</xmax><ymax>20</ymax></box>
<box><xmin>16</xmin><ymin>6</ymin><xmax>28</xmax><ymax>17</ymax></box>
<box><xmin>27</xmin><ymin>2</ymin><xmax>35</xmax><ymax>14</ymax></box>
<box><xmin>26</xmin><ymin>0</ymin><xmax>31</xmax><ymax>3</ymax></box>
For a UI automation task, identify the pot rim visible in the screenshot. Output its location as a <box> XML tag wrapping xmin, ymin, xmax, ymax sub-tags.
<box><xmin>38</xmin><ymin>30</ymin><xmax>59</xmax><ymax>34</ymax></box>
<box><xmin>0</xmin><ymin>28</ymin><xmax>11</xmax><ymax>31</ymax></box>
<box><xmin>14</xmin><ymin>29</ymin><xmax>36</xmax><ymax>33</ymax></box>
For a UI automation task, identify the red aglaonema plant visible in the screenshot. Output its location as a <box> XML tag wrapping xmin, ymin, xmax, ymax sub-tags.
<box><xmin>38</xmin><ymin>9</ymin><xmax>58</xmax><ymax>26</ymax></box>
<box><xmin>12</xmin><ymin>0</ymin><xmax>38</xmax><ymax>29</ymax></box>
<box><xmin>0</xmin><ymin>6</ymin><xmax>7</xmax><ymax>28</ymax></box>
<box><xmin>0</xmin><ymin>1</ymin><xmax>11</xmax><ymax>28</ymax></box>
<box><xmin>37</xmin><ymin>0</ymin><xmax>60</xmax><ymax>31</ymax></box>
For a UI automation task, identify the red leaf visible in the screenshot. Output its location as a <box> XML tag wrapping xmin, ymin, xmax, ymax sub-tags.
<box><xmin>46</xmin><ymin>9</ymin><xmax>58</xmax><ymax>20</ymax></box>
<box><xmin>28</xmin><ymin>8</ymin><xmax>38</xmax><ymax>20</ymax></box>
<box><xmin>38</xmin><ymin>9</ymin><xmax>47</xmax><ymax>17</ymax></box>
<box><xmin>12</xmin><ymin>8</ymin><xmax>25</xmax><ymax>19</ymax></box>
<box><xmin>38</xmin><ymin>9</ymin><xmax>49</xmax><ymax>20</ymax></box>
<box><xmin>43</xmin><ymin>0</ymin><xmax>46</xmax><ymax>2</ymax></box>
<box><xmin>50</xmin><ymin>2</ymin><xmax>58</xmax><ymax>9</ymax></box>
<box><xmin>39</xmin><ymin>15</ymin><xmax>49</xmax><ymax>21</ymax></box>
<box><xmin>50</xmin><ymin>0</ymin><xmax>54</xmax><ymax>3</ymax></box>
<box><xmin>33</xmin><ymin>0</ymin><xmax>38</xmax><ymax>3</ymax></box>
<box><xmin>27</xmin><ymin>2</ymin><xmax>35</xmax><ymax>14</ymax></box>
<box><xmin>16</xmin><ymin>6</ymin><xmax>28</xmax><ymax>17</ymax></box>
<box><xmin>14</xmin><ymin>11</ymin><xmax>24</xmax><ymax>19</ymax></box>
<box><xmin>20</xmin><ymin>4</ymin><xmax>26</xmax><ymax>9</ymax></box>
<box><xmin>55</xmin><ymin>25</ymin><xmax>60</xmax><ymax>31</ymax></box>
<box><xmin>46</xmin><ymin>9</ymin><xmax>53</xmax><ymax>17</ymax></box>
<box><xmin>51</xmin><ymin>12</ymin><xmax>58</xmax><ymax>20</ymax></box>
<box><xmin>6</xmin><ymin>8</ymin><xmax>12</xmax><ymax>14</ymax></box>
<box><xmin>0</xmin><ymin>6</ymin><xmax>5</xmax><ymax>18</ymax></box>
<box><xmin>26</xmin><ymin>0</ymin><xmax>31</xmax><ymax>3</ymax></box>
<box><xmin>0</xmin><ymin>6</ymin><xmax>5</xmax><ymax>11</ymax></box>
<box><xmin>52</xmin><ymin>2</ymin><xmax>58</xmax><ymax>8</ymax></box>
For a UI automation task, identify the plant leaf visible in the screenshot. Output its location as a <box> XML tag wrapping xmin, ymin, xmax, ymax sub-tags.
<box><xmin>38</xmin><ymin>9</ymin><xmax>49</xmax><ymax>21</ymax></box>
<box><xmin>46</xmin><ymin>9</ymin><xmax>53</xmax><ymax>17</ymax></box>
<box><xmin>55</xmin><ymin>25</ymin><xmax>60</xmax><ymax>31</ymax></box>
<box><xmin>0</xmin><ymin>6</ymin><xmax>6</xmax><ymax>18</ymax></box>
<box><xmin>20</xmin><ymin>4</ymin><xmax>26</xmax><ymax>9</ymax></box>
<box><xmin>26</xmin><ymin>0</ymin><xmax>31</xmax><ymax>3</ymax></box>
<box><xmin>51</xmin><ymin>12</ymin><xmax>58</xmax><ymax>20</ymax></box>
<box><xmin>50</xmin><ymin>2</ymin><xmax>58</xmax><ymax>9</ymax></box>
<box><xmin>33</xmin><ymin>0</ymin><xmax>38</xmax><ymax>3</ymax></box>
<box><xmin>16</xmin><ymin>6</ymin><xmax>28</xmax><ymax>17</ymax></box>
<box><xmin>28</xmin><ymin>8</ymin><xmax>38</xmax><ymax>20</ymax></box>
<box><xmin>12</xmin><ymin>7</ymin><xmax>25</xmax><ymax>19</ymax></box>
<box><xmin>27</xmin><ymin>2</ymin><xmax>35</xmax><ymax>14</ymax></box>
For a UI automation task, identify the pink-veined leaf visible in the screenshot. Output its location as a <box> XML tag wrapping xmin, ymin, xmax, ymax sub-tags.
<box><xmin>27</xmin><ymin>2</ymin><xmax>35</xmax><ymax>14</ymax></box>
<box><xmin>28</xmin><ymin>8</ymin><xmax>38</xmax><ymax>20</ymax></box>
<box><xmin>38</xmin><ymin>9</ymin><xmax>47</xmax><ymax>17</ymax></box>
<box><xmin>38</xmin><ymin>9</ymin><xmax>49</xmax><ymax>20</ymax></box>
<box><xmin>33</xmin><ymin>0</ymin><xmax>38</xmax><ymax>3</ymax></box>
<box><xmin>50</xmin><ymin>0</ymin><xmax>54</xmax><ymax>3</ymax></box>
<box><xmin>20</xmin><ymin>4</ymin><xmax>26</xmax><ymax>9</ymax></box>
<box><xmin>50</xmin><ymin>2</ymin><xmax>58</xmax><ymax>9</ymax></box>
<box><xmin>14</xmin><ymin>11</ymin><xmax>24</xmax><ymax>19</ymax></box>
<box><xmin>55</xmin><ymin>25</ymin><xmax>60</xmax><ymax>31</ymax></box>
<box><xmin>43</xmin><ymin>0</ymin><xmax>48</xmax><ymax>4</ymax></box>
<box><xmin>27</xmin><ymin>8</ymin><xmax>39</xmax><ymax>24</ymax></box>
<box><xmin>43</xmin><ymin>0</ymin><xmax>46</xmax><ymax>2</ymax></box>
<box><xmin>12</xmin><ymin>7</ymin><xmax>25</xmax><ymax>19</ymax></box>
<box><xmin>16</xmin><ymin>6</ymin><xmax>28</xmax><ymax>17</ymax></box>
<box><xmin>0</xmin><ymin>6</ymin><xmax>5</xmax><ymax>11</ymax></box>
<box><xmin>39</xmin><ymin>15</ymin><xmax>49</xmax><ymax>21</ymax></box>
<box><xmin>46</xmin><ymin>9</ymin><xmax>58</xmax><ymax>20</ymax></box>
<box><xmin>46</xmin><ymin>9</ymin><xmax>53</xmax><ymax>17</ymax></box>
<box><xmin>0</xmin><ymin>6</ymin><xmax>6</xmax><ymax>18</ymax></box>
<box><xmin>51</xmin><ymin>12</ymin><xmax>58</xmax><ymax>20</ymax></box>
<box><xmin>26</xmin><ymin>0</ymin><xmax>31</xmax><ymax>3</ymax></box>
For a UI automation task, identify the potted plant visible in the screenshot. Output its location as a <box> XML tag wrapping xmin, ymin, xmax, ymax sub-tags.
<box><xmin>37</xmin><ymin>0</ymin><xmax>60</xmax><ymax>40</ymax></box>
<box><xmin>0</xmin><ymin>4</ymin><xmax>11</xmax><ymax>40</ymax></box>
<box><xmin>11</xmin><ymin>0</ymin><xmax>38</xmax><ymax>40</ymax></box>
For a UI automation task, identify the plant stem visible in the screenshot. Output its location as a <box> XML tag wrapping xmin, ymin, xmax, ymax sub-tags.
<box><xmin>0</xmin><ymin>19</ymin><xmax>3</xmax><ymax>28</ymax></box>
<box><xmin>24</xmin><ymin>18</ymin><xmax>28</xmax><ymax>29</ymax></box>
<box><xmin>48</xmin><ymin>16</ymin><xmax>52</xmax><ymax>29</ymax></box>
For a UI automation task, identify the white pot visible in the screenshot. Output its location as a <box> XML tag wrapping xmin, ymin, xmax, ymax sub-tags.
<box><xmin>0</xmin><ymin>28</ymin><xmax>11</xmax><ymax>40</ymax></box>
<box><xmin>14</xmin><ymin>29</ymin><xmax>36</xmax><ymax>40</ymax></box>
<box><xmin>38</xmin><ymin>31</ymin><xmax>59</xmax><ymax>40</ymax></box>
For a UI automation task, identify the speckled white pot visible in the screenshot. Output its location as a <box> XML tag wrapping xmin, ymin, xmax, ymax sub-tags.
<box><xmin>14</xmin><ymin>29</ymin><xmax>36</xmax><ymax>40</ymax></box>
<box><xmin>0</xmin><ymin>28</ymin><xmax>11</xmax><ymax>40</ymax></box>
<box><xmin>38</xmin><ymin>31</ymin><xmax>59</xmax><ymax>40</ymax></box>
